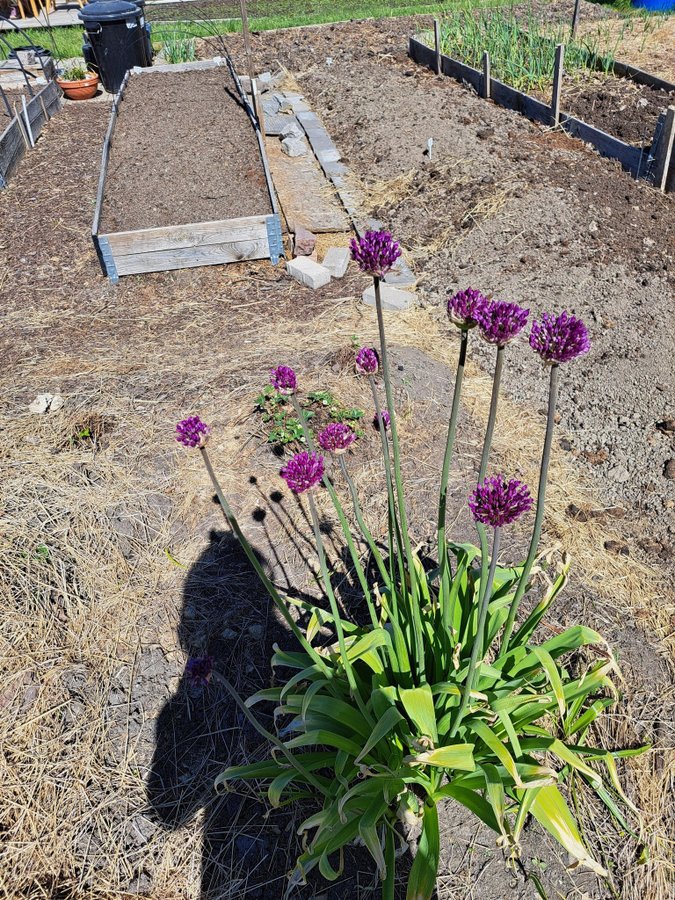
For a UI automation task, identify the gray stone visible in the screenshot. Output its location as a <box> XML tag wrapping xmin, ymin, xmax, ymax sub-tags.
<box><xmin>287</xmin><ymin>257</ymin><xmax>331</xmax><ymax>290</ymax></box>
<box><xmin>322</xmin><ymin>247</ymin><xmax>350</xmax><ymax>278</ymax></box>
<box><xmin>281</xmin><ymin>136</ymin><xmax>308</xmax><ymax>158</ymax></box>
<box><xmin>279</xmin><ymin>121</ymin><xmax>303</xmax><ymax>140</ymax></box>
<box><xmin>293</xmin><ymin>227</ymin><xmax>316</xmax><ymax>256</ymax></box>
<box><xmin>362</xmin><ymin>283</ymin><xmax>416</xmax><ymax>312</ymax></box>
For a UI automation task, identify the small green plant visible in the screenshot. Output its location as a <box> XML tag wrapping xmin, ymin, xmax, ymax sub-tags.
<box><xmin>61</xmin><ymin>65</ymin><xmax>89</xmax><ymax>81</ymax></box>
<box><xmin>162</xmin><ymin>34</ymin><xmax>197</xmax><ymax>65</ymax></box>
<box><xmin>255</xmin><ymin>385</ymin><xmax>363</xmax><ymax>447</ymax></box>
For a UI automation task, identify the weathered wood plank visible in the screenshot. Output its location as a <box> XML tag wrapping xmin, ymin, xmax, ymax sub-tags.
<box><xmin>0</xmin><ymin>115</ymin><xmax>27</xmax><ymax>185</ymax></box>
<box><xmin>103</xmin><ymin>214</ymin><xmax>270</xmax><ymax>256</ymax></box>
<box><xmin>653</xmin><ymin>106</ymin><xmax>675</xmax><ymax>193</ymax></box>
<box><xmin>559</xmin><ymin>113</ymin><xmax>643</xmax><ymax>173</ymax></box>
<box><xmin>112</xmin><ymin>237</ymin><xmax>270</xmax><ymax>276</ymax></box>
<box><xmin>92</xmin><ymin>70</ymin><xmax>130</xmax><ymax>238</ymax></box>
<box><xmin>0</xmin><ymin>81</ymin><xmax>63</xmax><ymax>187</ymax></box>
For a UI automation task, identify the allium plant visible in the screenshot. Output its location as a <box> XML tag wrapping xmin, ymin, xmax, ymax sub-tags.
<box><xmin>177</xmin><ymin>234</ymin><xmax>642</xmax><ymax>898</ymax></box>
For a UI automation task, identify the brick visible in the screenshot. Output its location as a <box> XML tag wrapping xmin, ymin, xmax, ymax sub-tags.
<box><xmin>322</xmin><ymin>247</ymin><xmax>350</xmax><ymax>278</ymax></box>
<box><xmin>287</xmin><ymin>257</ymin><xmax>331</xmax><ymax>290</ymax></box>
<box><xmin>362</xmin><ymin>283</ymin><xmax>416</xmax><ymax>311</ymax></box>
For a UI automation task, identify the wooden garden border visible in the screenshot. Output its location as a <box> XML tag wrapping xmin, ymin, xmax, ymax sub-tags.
<box><xmin>409</xmin><ymin>35</ymin><xmax>673</xmax><ymax>190</ymax></box>
<box><xmin>92</xmin><ymin>58</ymin><xmax>284</xmax><ymax>283</ymax></box>
<box><xmin>0</xmin><ymin>79</ymin><xmax>62</xmax><ymax>188</ymax></box>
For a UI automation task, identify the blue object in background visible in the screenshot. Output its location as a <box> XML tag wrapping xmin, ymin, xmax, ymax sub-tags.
<box><xmin>632</xmin><ymin>0</ymin><xmax>675</xmax><ymax>11</ymax></box>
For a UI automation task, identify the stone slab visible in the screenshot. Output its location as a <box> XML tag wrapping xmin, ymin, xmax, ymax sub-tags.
<box><xmin>323</xmin><ymin>247</ymin><xmax>350</xmax><ymax>278</ymax></box>
<box><xmin>281</xmin><ymin>136</ymin><xmax>308</xmax><ymax>157</ymax></box>
<box><xmin>263</xmin><ymin>113</ymin><xmax>297</xmax><ymax>136</ymax></box>
<box><xmin>362</xmin><ymin>283</ymin><xmax>416</xmax><ymax>311</ymax></box>
<box><xmin>287</xmin><ymin>257</ymin><xmax>331</xmax><ymax>290</ymax></box>
<box><xmin>265</xmin><ymin>138</ymin><xmax>350</xmax><ymax>234</ymax></box>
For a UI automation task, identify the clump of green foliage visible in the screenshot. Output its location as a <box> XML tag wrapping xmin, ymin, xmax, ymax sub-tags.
<box><xmin>255</xmin><ymin>385</ymin><xmax>364</xmax><ymax>447</ymax></box>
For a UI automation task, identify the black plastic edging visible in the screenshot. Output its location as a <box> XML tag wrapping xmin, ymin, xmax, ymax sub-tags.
<box><xmin>409</xmin><ymin>36</ymin><xmax>649</xmax><ymax>179</ymax></box>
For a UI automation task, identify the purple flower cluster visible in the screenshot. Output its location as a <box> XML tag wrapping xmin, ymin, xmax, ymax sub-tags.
<box><xmin>175</xmin><ymin>415</ymin><xmax>210</xmax><ymax>449</ymax></box>
<box><xmin>469</xmin><ymin>476</ymin><xmax>533</xmax><ymax>528</ymax></box>
<box><xmin>350</xmin><ymin>230</ymin><xmax>402</xmax><ymax>278</ymax></box>
<box><xmin>318</xmin><ymin>423</ymin><xmax>357</xmax><ymax>454</ymax></box>
<box><xmin>529</xmin><ymin>311</ymin><xmax>590</xmax><ymax>364</ymax></box>
<box><xmin>185</xmin><ymin>655</ymin><xmax>213</xmax><ymax>688</ymax></box>
<box><xmin>280</xmin><ymin>451</ymin><xmax>325</xmax><ymax>494</ymax></box>
<box><xmin>447</xmin><ymin>288</ymin><xmax>489</xmax><ymax>329</ymax></box>
<box><xmin>479</xmin><ymin>300</ymin><xmax>529</xmax><ymax>346</ymax></box>
<box><xmin>373</xmin><ymin>409</ymin><xmax>391</xmax><ymax>430</ymax></box>
<box><xmin>270</xmin><ymin>365</ymin><xmax>297</xmax><ymax>395</ymax></box>
<box><xmin>355</xmin><ymin>346</ymin><xmax>379</xmax><ymax>376</ymax></box>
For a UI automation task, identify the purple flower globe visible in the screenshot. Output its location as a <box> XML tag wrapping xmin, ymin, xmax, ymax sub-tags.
<box><xmin>318</xmin><ymin>423</ymin><xmax>357</xmax><ymax>454</ymax></box>
<box><xmin>373</xmin><ymin>409</ymin><xmax>391</xmax><ymax>430</ymax></box>
<box><xmin>270</xmin><ymin>365</ymin><xmax>297</xmax><ymax>395</ymax></box>
<box><xmin>479</xmin><ymin>300</ymin><xmax>529</xmax><ymax>346</ymax></box>
<box><xmin>280</xmin><ymin>451</ymin><xmax>325</xmax><ymax>494</ymax></box>
<box><xmin>529</xmin><ymin>311</ymin><xmax>590</xmax><ymax>364</ymax></box>
<box><xmin>355</xmin><ymin>346</ymin><xmax>379</xmax><ymax>376</ymax></box>
<box><xmin>350</xmin><ymin>230</ymin><xmax>402</xmax><ymax>278</ymax></box>
<box><xmin>468</xmin><ymin>476</ymin><xmax>533</xmax><ymax>528</ymax></box>
<box><xmin>176</xmin><ymin>415</ymin><xmax>210</xmax><ymax>449</ymax></box>
<box><xmin>447</xmin><ymin>288</ymin><xmax>489</xmax><ymax>329</ymax></box>
<box><xmin>185</xmin><ymin>655</ymin><xmax>213</xmax><ymax>688</ymax></box>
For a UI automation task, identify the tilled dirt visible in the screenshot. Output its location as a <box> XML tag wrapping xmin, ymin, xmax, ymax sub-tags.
<box><xmin>100</xmin><ymin>68</ymin><xmax>271</xmax><ymax>232</ymax></box>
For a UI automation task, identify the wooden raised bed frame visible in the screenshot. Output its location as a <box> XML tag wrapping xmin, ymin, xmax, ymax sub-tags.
<box><xmin>0</xmin><ymin>80</ymin><xmax>63</xmax><ymax>188</ymax></box>
<box><xmin>92</xmin><ymin>59</ymin><xmax>284</xmax><ymax>283</ymax></box>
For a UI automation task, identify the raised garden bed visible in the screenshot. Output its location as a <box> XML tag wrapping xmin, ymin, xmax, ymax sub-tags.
<box><xmin>93</xmin><ymin>58</ymin><xmax>283</xmax><ymax>282</ymax></box>
<box><xmin>0</xmin><ymin>79</ymin><xmax>62</xmax><ymax>187</ymax></box>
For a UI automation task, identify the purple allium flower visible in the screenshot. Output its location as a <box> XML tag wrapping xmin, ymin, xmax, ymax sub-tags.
<box><xmin>350</xmin><ymin>230</ymin><xmax>402</xmax><ymax>278</ymax></box>
<box><xmin>175</xmin><ymin>415</ymin><xmax>210</xmax><ymax>449</ymax></box>
<box><xmin>185</xmin><ymin>655</ymin><xmax>213</xmax><ymax>688</ymax></box>
<box><xmin>355</xmin><ymin>346</ymin><xmax>379</xmax><ymax>376</ymax></box>
<box><xmin>479</xmin><ymin>299</ymin><xmax>529</xmax><ymax>346</ymax></box>
<box><xmin>318</xmin><ymin>422</ymin><xmax>357</xmax><ymax>454</ymax></box>
<box><xmin>280</xmin><ymin>451</ymin><xmax>325</xmax><ymax>494</ymax></box>
<box><xmin>447</xmin><ymin>287</ymin><xmax>489</xmax><ymax>329</ymax></box>
<box><xmin>529</xmin><ymin>311</ymin><xmax>590</xmax><ymax>364</ymax></box>
<box><xmin>270</xmin><ymin>365</ymin><xmax>297</xmax><ymax>395</ymax></box>
<box><xmin>469</xmin><ymin>476</ymin><xmax>533</xmax><ymax>528</ymax></box>
<box><xmin>373</xmin><ymin>409</ymin><xmax>391</xmax><ymax>430</ymax></box>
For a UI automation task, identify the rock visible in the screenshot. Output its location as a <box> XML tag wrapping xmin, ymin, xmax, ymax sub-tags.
<box><xmin>256</xmin><ymin>71</ymin><xmax>274</xmax><ymax>92</ymax></box>
<box><xmin>322</xmin><ymin>246</ymin><xmax>350</xmax><ymax>278</ymax></box>
<box><xmin>248</xmin><ymin>623</ymin><xmax>264</xmax><ymax>640</ymax></box>
<box><xmin>293</xmin><ymin>226</ymin><xmax>316</xmax><ymax>256</ymax></box>
<box><xmin>362</xmin><ymin>283</ymin><xmax>416</xmax><ymax>312</ymax></box>
<box><xmin>664</xmin><ymin>459</ymin><xmax>675</xmax><ymax>480</ymax></box>
<box><xmin>281</xmin><ymin>135</ymin><xmax>308</xmax><ymax>157</ymax></box>
<box><xmin>279</xmin><ymin>121</ymin><xmax>303</xmax><ymax>140</ymax></box>
<box><xmin>29</xmin><ymin>393</ymin><xmax>64</xmax><ymax>414</ymax></box>
<box><xmin>656</xmin><ymin>418</ymin><xmax>675</xmax><ymax>434</ymax></box>
<box><xmin>222</xmin><ymin>628</ymin><xmax>237</xmax><ymax>639</ymax></box>
<box><xmin>582</xmin><ymin>447</ymin><xmax>609</xmax><ymax>465</ymax></box>
<box><xmin>286</xmin><ymin>257</ymin><xmax>331</xmax><ymax>290</ymax></box>
<box><xmin>588</xmin><ymin>220</ymin><xmax>599</xmax><ymax>234</ymax></box>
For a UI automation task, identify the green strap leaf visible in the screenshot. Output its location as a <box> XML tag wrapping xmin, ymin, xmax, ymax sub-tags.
<box><xmin>400</xmin><ymin>684</ymin><xmax>438</xmax><ymax>742</ymax></box>
<box><xmin>405</xmin><ymin>743</ymin><xmax>475</xmax><ymax>772</ymax></box>
<box><xmin>406</xmin><ymin>800</ymin><xmax>440</xmax><ymax>900</ymax></box>
<box><xmin>531</xmin><ymin>646</ymin><xmax>566</xmax><ymax>718</ymax></box>
<box><xmin>355</xmin><ymin>706</ymin><xmax>405</xmax><ymax>764</ymax></box>
<box><xmin>530</xmin><ymin>784</ymin><xmax>608</xmax><ymax>877</ymax></box>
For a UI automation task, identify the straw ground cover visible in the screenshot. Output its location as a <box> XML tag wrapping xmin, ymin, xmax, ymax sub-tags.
<box><xmin>1</xmin><ymin>13</ymin><xmax>674</xmax><ymax>899</ymax></box>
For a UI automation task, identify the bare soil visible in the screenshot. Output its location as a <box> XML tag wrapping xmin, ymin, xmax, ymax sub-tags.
<box><xmin>100</xmin><ymin>68</ymin><xmax>271</xmax><ymax>232</ymax></box>
<box><xmin>1</xmin><ymin>11</ymin><xmax>674</xmax><ymax>900</ymax></box>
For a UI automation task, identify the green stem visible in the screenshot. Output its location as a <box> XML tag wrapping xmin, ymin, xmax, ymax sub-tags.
<box><xmin>449</xmin><ymin>524</ymin><xmax>501</xmax><ymax>738</ymax></box>
<box><xmin>199</xmin><ymin>447</ymin><xmax>330</xmax><ymax>676</ymax></box>
<box><xmin>373</xmin><ymin>276</ymin><xmax>425</xmax><ymax>678</ymax></box>
<box><xmin>500</xmin><ymin>363</ymin><xmax>560</xmax><ymax>653</ymax></box>
<box><xmin>338</xmin><ymin>455</ymin><xmax>390</xmax><ymax>595</ymax></box>
<box><xmin>478</xmin><ymin>344</ymin><xmax>505</xmax><ymax>482</ymax></box>
<box><xmin>437</xmin><ymin>328</ymin><xmax>469</xmax><ymax>566</ymax></box>
<box><xmin>307</xmin><ymin>493</ymin><xmax>358</xmax><ymax>694</ymax></box>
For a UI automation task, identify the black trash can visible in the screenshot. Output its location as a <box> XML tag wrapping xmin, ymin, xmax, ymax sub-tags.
<box><xmin>79</xmin><ymin>0</ymin><xmax>148</xmax><ymax>94</ymax></box>
<box><xmin>83</xmin><ymin>0</ymin><xmax>153</xmax><ymax>70</ymax></box>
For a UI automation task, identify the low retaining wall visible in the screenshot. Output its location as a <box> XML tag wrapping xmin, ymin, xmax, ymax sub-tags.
<box><xmin>409</xmin><ymin>36</ymin><xmax>673</xmax><ymax>190</ymax></box>
<box><xmin>0</xmin><ymin>80</ymin><xmax>63</xmax><ymax>188</ymax></box>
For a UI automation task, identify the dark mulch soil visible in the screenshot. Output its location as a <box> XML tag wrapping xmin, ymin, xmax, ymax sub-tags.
<box><xmin>100</xmin><ymin>68</ymin><xmax>271</xmax><ymax>232</ymax></box>
<box><xmin>561</xmin><ymin>73</ymin><xmax>675</xmax><ymax>145</ymax></box>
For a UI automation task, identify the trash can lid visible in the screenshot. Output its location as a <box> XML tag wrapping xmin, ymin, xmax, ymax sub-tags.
<box><xmin>79</xmin><ymin>0</ymin><xmax>139</xmax><ymax>21</ymax></box>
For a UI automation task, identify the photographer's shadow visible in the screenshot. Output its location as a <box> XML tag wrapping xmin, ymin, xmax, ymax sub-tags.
<box><xmin>146</xmin><ymin>527</ymin><xmax>290</xmax><ymax>899</ymax></box>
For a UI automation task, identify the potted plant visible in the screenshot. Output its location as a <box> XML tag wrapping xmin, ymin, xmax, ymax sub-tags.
<box><xmin>55</xmin><ymin>65</ymin><xmax>99</xmax><ymax>101</ymax></box>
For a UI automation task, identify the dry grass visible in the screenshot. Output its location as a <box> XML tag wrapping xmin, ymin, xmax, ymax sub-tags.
<box><xmin>577</xmin><ymin>15</ymin><xmax>675</xmax><ymax>84</ymax></box>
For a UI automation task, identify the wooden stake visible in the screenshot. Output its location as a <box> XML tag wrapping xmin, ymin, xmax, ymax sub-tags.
<box><xmin>482</xmin><ymin>51</ymin><xmax>491</xmax><ymax>100</ymax></box>
<box><xmin>551</xmin><ymin>43</ymin><xmax>565</xmax><ymax>126</ymax></box>
<box><xmin>433</xmin><ymin>19</ymin><xmax>441</xmax><ymax>76</ymax></box>
<box><xmin>239</xmin><ymin>0</ymin><xmax>255</xmax><ymax>83</ymax></box>
<box><xmin>251</xmin><ymin>77</ymin><xmax>266</xmax><ymax>137</ymax></box>
<box><xmin>571</xmin><ymin>0</ymin><xmax>582</xmax><ymax>39</ymax></box>
<box><xmin>654</xmin><ymin>106</ymin><xmax>675</xmax><ymax>193</ymax></box>
<box><xmin>21</xmin><ymin>95</ymin><xmax>35</xmax><ymax>148</ymax></box>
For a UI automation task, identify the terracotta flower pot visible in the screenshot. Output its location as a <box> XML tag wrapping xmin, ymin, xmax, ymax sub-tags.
<box><xmin>56</xmin><ymin>72</ymin><xmax>99</xmax><ymax>101</ymax></box>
